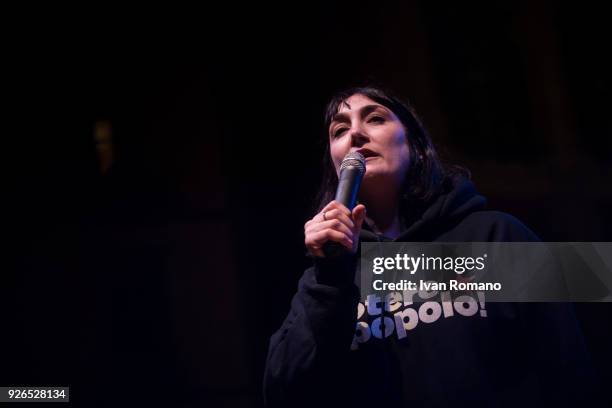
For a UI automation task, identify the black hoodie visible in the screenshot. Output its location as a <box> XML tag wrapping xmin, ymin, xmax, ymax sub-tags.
<box><xmin>264</xmin><ymin>176</ymin><xmax>596</xmax><ymax>407</ymax></box>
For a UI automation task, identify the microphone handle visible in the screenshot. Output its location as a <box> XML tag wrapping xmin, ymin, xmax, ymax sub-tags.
<box><xmin>323</xmin><ymin>166</ymin><xmax>363</xmax><ymax>257</ymax></box>
<box><xmin>334</xmin><ymin>166</ymin><xmax>362</xmax><ymax>210</ymax></box>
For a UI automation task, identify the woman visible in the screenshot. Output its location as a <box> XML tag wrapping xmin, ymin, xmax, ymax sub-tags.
<box><xmin>264</xmin><ymin>87</ymin><xmax>595</xmax><ymax>407</ymax></box>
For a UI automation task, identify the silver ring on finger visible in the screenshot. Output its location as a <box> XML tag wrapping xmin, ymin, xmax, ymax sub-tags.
<box><xmin>323</xmin><ymin>211</ymin><xmax>328</xmax><ymax>221</ymax></box>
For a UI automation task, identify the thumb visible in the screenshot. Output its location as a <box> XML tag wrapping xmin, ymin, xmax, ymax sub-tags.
<box><xmin>352</xmin><ymin>204</ymin><xmax>367</xmax><ymax>231</ymax></box>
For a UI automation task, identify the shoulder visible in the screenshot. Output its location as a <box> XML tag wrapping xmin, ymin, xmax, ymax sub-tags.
<box><xmin>438</xmin><ymin>210</ymin><xmax>541</xmax><ymax>242</ymax></box>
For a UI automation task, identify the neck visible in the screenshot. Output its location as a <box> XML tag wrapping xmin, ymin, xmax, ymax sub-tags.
<box><xmin>361</xmin><ymin>188</ymin><xmax>403</xmax><ymax>239</ymax></box>
<box><xmin>365</xmin><ymin>213</ymin><xmax>402</xmax><ymax>239</ymax></box>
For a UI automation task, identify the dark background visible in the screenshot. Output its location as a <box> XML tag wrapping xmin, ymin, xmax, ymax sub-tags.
<box><xmin>4</xmin><ymin>2</ymin><xmax>612</xmax><ymax>407</ymax></box>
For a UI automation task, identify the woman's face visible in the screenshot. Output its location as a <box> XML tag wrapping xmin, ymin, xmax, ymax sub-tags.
<box><xmin>328</xmin><ymin>94</ymin><xmax>411</xmax><ymax>189</ymax></box>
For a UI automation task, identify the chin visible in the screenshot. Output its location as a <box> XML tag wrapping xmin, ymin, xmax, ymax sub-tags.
<box><xmin>362</xmin><ymin>168</ymin><xmax>404</xmax><ymax>189</ymax></box>
<box><xmin>363</xmin><ymin>167</ymin><xmax>391</xmax><ymax>180</ymax></box>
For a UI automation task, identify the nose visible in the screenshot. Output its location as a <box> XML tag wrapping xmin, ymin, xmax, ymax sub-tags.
<box><xmin>348</xmin><ymin>124</ymin><xmax>369</xmax><ymax>147</ymax></box>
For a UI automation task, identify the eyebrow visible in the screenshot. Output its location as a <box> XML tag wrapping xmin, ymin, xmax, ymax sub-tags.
<box><xmin>330</xmin><ymin>104</ymin><xmax>388</xmax><ymax>125</ymax></box>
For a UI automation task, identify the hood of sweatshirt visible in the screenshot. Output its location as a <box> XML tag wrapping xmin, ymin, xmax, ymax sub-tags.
<box><xmin>361</xmin><ymin>175</ymin><xmax>487</xmax><ymax>242</ymax></box>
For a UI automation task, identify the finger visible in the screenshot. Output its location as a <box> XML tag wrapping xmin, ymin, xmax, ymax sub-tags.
<box><xmin>320</xmin><ymin>208</ymin><xmax>355</xmax><ymax>229</ymax></box>
<box><xmin>308</xmin><ymin>229</ymin><xmax>353</xmax><ymax>250</ymax></box>
<box><xmin>348</xmin><ymin>205</ymin><xmax>366</xmax><ymax>254</ymax></box>
<box><xmin>306</xmin><ymin>219</ymin><xmax>353</xmax><ymax>237</ymax></box>
<box><xmin>320</xmin><ymin>200</ymin><xmax>351</xmax><ymax>218</ymax></box>
<box><xmin>352</xmin><ymin>204</ymin><xmax>367</xmax><ymax>230</ymax></box>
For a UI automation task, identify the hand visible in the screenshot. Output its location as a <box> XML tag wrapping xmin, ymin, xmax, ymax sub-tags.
<box><xmin>304</xmin><ymin>200</ymin><xmax>367</xmax><ymax>258</ymax></box>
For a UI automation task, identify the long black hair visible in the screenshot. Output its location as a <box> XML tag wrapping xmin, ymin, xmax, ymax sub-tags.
<box><xmin>315</xmin><ymin>86</ymin><xmax>468</xmax><ymax>212</ymax></box>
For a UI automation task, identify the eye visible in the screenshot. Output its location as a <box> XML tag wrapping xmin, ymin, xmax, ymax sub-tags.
<box><xmin>368</xmin><ymin>115</ymin><xmax>385</xmax><ymax>124</ymax></box>
<box><xmin>332</xmin><ymin>127</ymin><xmax>348</xmax><ymax>138</ymax></box>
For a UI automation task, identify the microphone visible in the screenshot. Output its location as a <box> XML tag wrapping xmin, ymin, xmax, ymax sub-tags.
<box><xmin>324</xmin><ymin>152</ymin><xmax>366</xmax><ymax>257</ymax></box>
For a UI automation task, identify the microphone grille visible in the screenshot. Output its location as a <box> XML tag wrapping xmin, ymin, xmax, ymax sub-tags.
<box><xmin>340</xmin><ymin>152</ymin><xmax>366</xmax><ymax>173</ymax></box>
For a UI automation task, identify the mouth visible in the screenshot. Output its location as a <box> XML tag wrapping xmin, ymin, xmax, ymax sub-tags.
<box><xmin>356</xmin><ymin>148</ymin><xmax>379</xmax><ymax>160</ymax></box>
